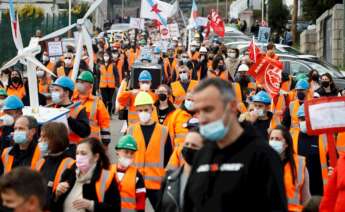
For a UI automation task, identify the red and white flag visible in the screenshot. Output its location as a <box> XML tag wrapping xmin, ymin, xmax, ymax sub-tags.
<box><xmin>248</xmin><ymin>37</ymin><xmax>261</xmax><ymax>63</ymax></box>
<box><xmin>207</xmin><ymin>9</ymin><xmax>225</xmax><ymax>37</ymax></box>
<box><xmin>248</xmin><ymin>56</ymin><xmax>283</xmax><ymax>97</ymax></box>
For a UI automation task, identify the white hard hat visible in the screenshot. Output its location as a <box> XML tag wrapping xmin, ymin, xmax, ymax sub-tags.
<box><xmin>238</xmin><ymin>64</ymin><xmax>249</xmax><ymax>72</ymax></box>
<box><xmin>191</xmin><ymin>40</ymin><xmax>199</xmax><ymax>46</ymax></box>
<box><xmin>172</xmin><ymin>37</ymin><xmax>178</xmax><ymax>41</ymax></box>
<box><xmin>199</xmin><ymin>47</ymin><xmax>208</xmax><ymax>53</ymax></box>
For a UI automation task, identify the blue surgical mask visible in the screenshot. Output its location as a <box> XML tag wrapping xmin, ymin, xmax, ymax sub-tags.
<box><xmin>269</xmin><ymin>140</ymin><xmax>284</xmax><ymax>154</ymax></box>
<box><xmin>38</xmin><ymin>142</ymin><xmax>48</xmax><ymax>154</ymax></box>
<box><xmin>51</xmin><ymin>92</ymin><xmax>61</xmax><ymax>104</ymax></box>
<box><xmin>13</xmin><ymin>131</ymin><xmax>28</xmax><ymax>144</ymax></box>
<box><xmin>200</xmin><ymin>113</ymin><xmax>230</xmax><ymax>142</ymax></box>
<box><xmin>184</xmin><ymin>100</ymin><xmax>194</xmax><ymax>111</ymax></box>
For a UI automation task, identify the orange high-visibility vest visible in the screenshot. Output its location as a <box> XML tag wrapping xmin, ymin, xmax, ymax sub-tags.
<box><xmin>95</xmin><ymin>168</ymin><xmax>116</xmax><ymax>203</ymax></box>
<box><xmin>207</xmin><ymin>70</ymin><xmax>229</xmax><ymax>81</ymax></box>
<box><xmin>270</xmin><ymin>94</ymin><xmax>287</xmax><ymax>129</ymax></box>
<box><xmin>291</xmin><ymin>130</ymin><xmax>330</xmax><ymax>187</ymax></box>
<box><xmin>99</xmin><ymin>64</ymin><xmax>116</xmax><ymax>88</ymax></box>
<box><xmin>56</xmin><ymin>67</ymin><xmax>73</xmax><ymax>78</ymax></box>
<box><xmin>166</xmin><ymin>144</ymin><xmax>184</xmax><ymax>170</ymax></box>
<box><xmin>35</xmin><ymin>157</ymin><xmax>75</xmax><ymax>192</ymax></box>
<box><xmin>232</xmin><ymin>82</ymin><xmax>247</xmax><ymax>113</ymax></box>
<box><xmin>336</xmin><ymin>132</ymin><xmax>345</xmax><ymax>155</ymax></box>
<box><xmin>127</xmin><ymin>123</ymin><xmax>168</xmax><ymax>190</ymax></box>
<box><xmin>127</xmin><ymin>49</ymin><xmax>136</xmax><ymax>69</ymax></box>
<box><xmin>207</xmin><ymin>60</ymin><xmax>212</xmax><ymax>69</ymax></box>
<box><xmin>163</xmin><ymin>58</ymin><xmax>171</xmax><ymax>83</ymax></box>
<box><xmin>284</xmin><ymin>155</ymin><xmax>306</xmax><ymax>212</ymax></box>
<box><xmin>68</xmin><ymin>103</ymin><xmax>85</xmax><ymax>144</ymax></box>
<box><xmin>289</xmin><ymin>100</ymin><xmax>300</xmax><ymax>129</ymax></box>
<box><xmin>281</xmin><ymin>77</ymin><xmax>292</xmax><ymax>92</ymax></box>
<box><xmin>46</xmin><ymin>62</ymin><xmax>55</xmax><ymax>71</ymax></box>
<box><xmin>189</xmin><ymin>51</ymin><xmax>199</xmax><ymax>61</ymax></box>
<box><xmin>1</xmin><ymin>145</ymin><xmax>41</xmax><ymax>174</ymax></box>
<box><xmin>171</xmin><ymin>80</ymin><xmax>198</xmax><ymax>108</ymax></box>
<box><xmin>166</xmin><ymin>108</ymin><xmax>192</xmax><ymax>148</ymax></box>
<box><xmin>7</xmin><ymin>85</ymin><xmax>25</xmax><ymax>99</ymax></box>
<box><xmin>115</xmin><ymin>59</ymin><xmax>124</xmax><ymax>82</ymax></box>
<box><xmin>114</xmin><ymin>166</ymin><xmax>137</xmax><ymax>211</ymax></box>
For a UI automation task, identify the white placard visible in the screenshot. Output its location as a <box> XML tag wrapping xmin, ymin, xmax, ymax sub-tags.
<box><xmin>258</xmin><ymin>27</ymin><xmax>271</xmax><ymax>43</ymax></box>
<box><xmin>129</xmin><ymin>17</ymin><xmax>145</xmax><ymax>30</ymax></box>
<box><xmin>308</xmin><ymin>101</ymin><xmax>345</xmax><ymax>130</ymax></box>
<box><xmin>22</xmin><ymin>106</ymin><xmax>70</xmax><ymax>125</ymax></box>
<box><xmin>168</xmin><ymin>23</ymin><xmax>180</xmax><ymax>38</ymax></box>
<box><xmin>47</xmin><ymin>41</ymin><xmax>63</xmax><ymax>57</ymax></box>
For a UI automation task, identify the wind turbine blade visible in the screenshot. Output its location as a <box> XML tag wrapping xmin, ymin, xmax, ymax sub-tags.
<box><xmin>82</xmin><ymin>26</ymin><xmax>94</xmax><ymax>71</ymax></box>
<box><xmin>71</xmin><ymin>34</ymin><xmax>83</xmax><ymax>82</ymax></box>
<box><xmin>0</xmin><ymin>55</ymin><xmax>22</xmax><ymax>72</ymax></box>
<box><xmin>25</xmin><ymin>57</ymin><xmax>57</xmax><ymax>77</ymax></box>
<box><xmin>40</xmin><ymin>23</ymin><xmax>77</xmax><ymax>41</ymax></box>
<box><xmin>82</xmin><ymin>0</ymin><xmax>103</xmax><ymax>21</ymax></box>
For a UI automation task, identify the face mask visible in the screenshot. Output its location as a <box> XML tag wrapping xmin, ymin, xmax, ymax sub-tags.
<box><xmin>229</xmin><ymin>53</ymin><xmax>237</xmax><ymax>58</ymax></box>
<box><xmin>180</xmin><ymin>72</ymin><xmax>189</xmax><ymax>82</ymax></box>
<box><xmin>13</xmin><ymin>130</ymin><xmax>28</xmax><ymax>144</ymax></box>
<box><xmin>297</xmin><ymin>91</ymin><xmax>305</xmax><ymax>101</ymax></box>
<box><xmin>0</xmin><ymin>114</ymin><xmax>14</xmax><ymax>126</ymax></box>
<box><xmin>112</xmin><ymin>53</ymin><xmax>119</xmax><ymax>59</ymax></box>
<box><xmin>38</xmin><ymin>142</ymin><xmax>48</xmax><ymax>154</ymax></box>
<box><xmin>37</xmin><ymin>70</ymin><xmax>45</xmax><ymax>78</ymax></box>
<box><xmin>321</xmin><ymin>81</ymin><xmax>330</xmax><ymax>88</ymax></box>
<box><xmin>76</xmin><ymin>155</ymin><xmax>92</xmax><ymax>173</ymax></box>
<box><xmin>218</xmin><ymin>65</ymin><xmax>225</xmax><ymax>71</ymax></box>
<box><xmin>269</xmin><ymin>140</ymin><xmax>284</xmax><ymax>154</ymax></box>
<box><xmin>184</xmin><ymin>100</ymin><xmax>194</xmax><ymax>111</ymax></box>
<box><xmin>254</xmin><ymin>108</ymin><xmax>265</xmax><ymax>117</ymax></box>
<box><xmin>159</xmin><ymin>94</ymin><xmax>167</xmax><ymax>101</ymax></box>
<box><xmin>118</xmin><ymin>156</ymin><xmax>133</xmax><ymax>168</ymax></box>
<box><xmin>138</xmin><ymin>112</ymin><xmax>151</xmax><ymax>123</ymax></box>
<box><xmin>42</xmin><ymin>55</ymin><xmax>49</xmax><ymax>62</ymax></box>
<box><xmin>49</xmin><ymin>57</ymin><xmax>56</xmax><ymax>63</ymax></box>
<box><xmin>64</xmin><ymin>59</ymin><xmax>72</xmax><ymax>66</ymax></box>
<box><xmin>190</xmin><ymin>47</ymin><xmax>196</xmax><ymax>52</ymax></box>
<box><xmin>182</xmin><ymin>146</ymin><xmax>198</xmax><ymax>165</ymax></box>
<box><xmin>76</xmin><ymin>83</ymin><xmax>86</xmax><ymax>93</ymax></box>
<box><xmin>311</xmin><ymin>74</ymin><xmax>319</xmax><ymax>81</ymax></box>
<box><xmin>104</xmin><ymin>56</ymin><xmax>110</xmax><ymax>62</ymax></box>
<box><xmin>200</xmin><ymin>111</ymin><xmax>230</xmax><ymax>142</ymax></box>
<box><xmin>140</xmin><ymin>83</ymin><xmax>150</xmax><ymax>91</ymax></box>
<box><xmin>182</xmin><ymin>58</ymin><xmax>189</xmax><ymax>64</ymax></box>
<box><xmin>12</xmin><ymin>77</ymin><xmax>20</xmax><ymax>84</ymax></box>
<box><xmin>299</xmin><ymin>121</ymin><xmax>307</xmax><ymax>133</ymax></box>
<box><xmin>51</xmin><ymin>92</ymin><xmax>62</xmax><ymax>104</ymax></box>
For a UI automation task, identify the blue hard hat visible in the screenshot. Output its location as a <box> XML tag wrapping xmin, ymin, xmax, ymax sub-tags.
<box><xmin>141</xmin><ymin>53</ymin><xmax>152</xmax><ymax>62</ymax></box>
<box><xmin>138</xmin><ymin>70</ymin><xmax>152</xmax><ymax>81</ymax></box>
<box><xmin>3</xmin><ymin>95</ymin><xmax>24</xmax><ymax>110</ymax></box>
<box><xmin>153</xmin><ymin>46</ymin><xmax>161</xmax><ymax>54</ymax></box>
<box><xmin>212</xmin><ymin>37</ymin><xmax>221</xmax><ymax>44</ymax></box>
<box><xmin>295</xmin><ymin>79</ymin><xmax>309</xmax><ymax>90</ymax></box>
<box><xmin>252</xmin><ymin>91</ymin><xmax>271</xmax><ymax>105</ymax></box>
<box><xmin>297</xmin><ymin>104</ymin><xmax>305</xmax><ymax>118</ymax></box>
<box><xmin>52</xmin><ymin>76</ymin><xmax>74</xmax><ymax>92</ymax></box>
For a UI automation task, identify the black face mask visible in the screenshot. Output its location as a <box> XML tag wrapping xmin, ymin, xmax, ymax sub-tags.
<box><xmin>218</xmin><ymin>65</ymin><xmax>225</xmax><ymax>71</ymax></box>
<box><xmin>182</xmin><ymin>146</ymin><xmax>198</xmax><ymax>165</ymax></box>
<box><xmin>238</xmin><ymin>75</ymin><xmax>249</xmax><ymax>86</ymax></box>
<box><xmin>297</xmin><ymin>91</ymin><xmax>306</xmax><ymax>101</ymax></box>
<box><xmin>158</xmin><ymin>94</ymin><xmax>167</xmax><ymax>101</ymax></box>
<box><xmin>12</xmin><ymin>77</ymin><xmax>20</xmax><ymax>84</ymax></box>
<box><xmin>311</xmin><ymin>74</ymin><xmax>319</xmax><ymax>81</ymax></box>
<box><xmin>321</xmin><ymin>81</ymin><xmax>330</xmax><ymax>88</ymax></box>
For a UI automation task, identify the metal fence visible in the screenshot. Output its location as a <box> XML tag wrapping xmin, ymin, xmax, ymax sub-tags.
<box><xmin>0</xmin><ymin>13</ymin><xmax>78</xmax><ymax>66</ymax></box>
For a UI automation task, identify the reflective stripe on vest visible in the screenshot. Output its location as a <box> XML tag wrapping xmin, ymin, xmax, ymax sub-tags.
<box><xmin>95</xmin><ymin>168</ymin><xmax>116</xmax><ymax>203</ymax></box>
<box><xmin>100</xmin><ymin>64</ymin><xmax>116</xmax><ymax>88</ymax></box>
<box><xmin>286</xmin><ymin>156</ymin><xmax>305</xmax><ymax>210</ymax></box>
<box><xmin>118</xmin><ymin>166</ymin><xmax>137</xmax><ymax>210</ymax></box>
<box><xmin>89</xmin><ymin>97</ymin><xmax>100</xmax><ymax>138</ymax></box>
<box><xmin>2</xmin><ymin>146</ymin><xmax>41</xmax><ymax>174</ymax></box>
<box><xmin>171</xmin><ymin>80</ymin><xmax>198</xmax><ymax>107</ymax></box>
<box><xmin>289</xmin><ymin>101</ymin><xmax>300</xmax><ymax>129</ymax></box>
<box><xmin>52</xmin><ymin>158</ymin><xmax>75</xmax><ymax>192</ymax></box>
<box><xmin>127</xmin><ymin>124</ymin><xmax>168</xmax><ymax>189</ymax></box>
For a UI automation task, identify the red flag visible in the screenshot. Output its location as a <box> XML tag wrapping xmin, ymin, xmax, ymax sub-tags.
<box><xmin>248</xmin><ymin>38</ymin><xmax>261</xmax><ymax>63</ymax></box>
<box><xmin>208</xmin><ymin>9</ymin><xmax>225</xmax><ymax>37</ymax></box>
<box><xmin>248</xmin><ymin>56</ymin><xmax>283</xmax><ymax>96</ymax></box>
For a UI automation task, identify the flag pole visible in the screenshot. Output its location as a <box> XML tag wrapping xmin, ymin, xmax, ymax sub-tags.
<box><xmin>253</xmin><ymin>36</ymin><xmax>256</xmax><ymax>63</ymax></box>
<box><xmin>179</xmin><ymin>8</ymin><xmax>187</xmax><ymax>28</ymax></box>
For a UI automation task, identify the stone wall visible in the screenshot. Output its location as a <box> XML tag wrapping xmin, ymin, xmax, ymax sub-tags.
<box><xmin>300</xmin><ymin>29</ymin><xmax>317</xmax><ymax>55</ymax></box>
<box><xmin>315</xmin><ymin>4</ymin><xmax>344</xmax><ymax>66</ymax></box>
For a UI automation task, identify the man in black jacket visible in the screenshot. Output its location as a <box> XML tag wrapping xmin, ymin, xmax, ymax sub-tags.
<box><xmin>184</xmin><ymin>78</ymin><xmax>287</xmax><ymax>212</ymax></box>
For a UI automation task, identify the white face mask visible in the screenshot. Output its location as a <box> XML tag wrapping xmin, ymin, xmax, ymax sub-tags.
<box><xmin>184</xmin><ymin>100</ymin><xmax>194</xmax><ymax>111</ymax></box>
<box><xmin>104</xmin><ymin>56</ymin><xmax>110</xmax><ymax>62</ymax></box>
<box><xmin>269</xmin><ymin>140</ymin><xmax>284</xmax><ymax>154</ymax></box>
<box><xmin>254</xmin><ymin>108</ymin><xmax>265</xmax><ymax>117</ymax></box>
<box><xmin>49</xmin><ymin>57</ymin><xmax>56</xmax><ymax>63</ymax></box>
<box><xmin>300</xmin><ymin>121</ymin><xmax>307</xmax><ymax>133</ymax></box>
<box><xmin>0</xmin><ymin>114</ymin><xmax>14</xmax><ymax>126</ymax></box>
<box><xmin>180</xmin><ymin>72</ymin><xmax>189</xmax><ymax>82</ymax></box>
<box><xmin>138</xmin><ymin>112</ymin><xmax>151</xmax><ymax>123</ymax></box>
<box><xmin>64</xmin><ymin>59</ymin><xmax>72</xmax><ymax>66</ymax></box>
<box><xmin>76</xmin><ymin>83</ymin><xmax>86</xmax><ymax>93</ymax></box>
<box><xmin>36</xmin><ymin>70</ymin><xmax>45</xmax><ymax>78</ymax></box>
<box><xmin>42</xmin><ymin>55</ymin><xmax>49</xmax><ymax>62</ymax></box>
<box><xmin>118</xmin><ymin>156</ymin><xmax>133</xmax><ymax>168</ymax></box>
<box><xmin>229</xmin><ymin>53</ymin><xmax>237</xmax><ymax>58</ymax></box>
<box><xmin>140</xmin><ymin>83</ymin><xmax>150</xmax><ymax>91</ymax></box>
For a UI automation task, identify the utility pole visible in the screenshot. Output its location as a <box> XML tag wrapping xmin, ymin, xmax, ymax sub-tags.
<box><xmin>292</xmin><ymin>0</ymin><xmax>298</xmax><ymax>45</ymax></box>
<box><xmin>122</xmin><ymin>0</ymin><xmax>124</xmax><ymax>18</ymax></box>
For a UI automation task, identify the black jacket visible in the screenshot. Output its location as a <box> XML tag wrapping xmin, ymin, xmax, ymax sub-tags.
<box><xmin>315</xmin><ymin>86</ymin><xmax>338</xmax><ymax>97</ymax></box>
<box><xmin>52</xmin><ymin>163</ymin><xmax>121</xmax><ymax>212</ymax></box>
<box><xmin>157</xmin><ymin>167</ymin><xmax>184</xmax><ymax>212</ymax></box>
<box><xmin>183</xmin><ymin>122</ymin><xmax>287</xmax><ymax>212</ymax></box>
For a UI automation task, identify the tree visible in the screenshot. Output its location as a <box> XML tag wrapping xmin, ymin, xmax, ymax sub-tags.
<box><xmin>291</xmin><ymin>0</ymin><xmax>298</xmax><ymax>45</ymax></box>
<box><xmin>303</xmin><ymin>0</ymin><xmax>343</xmax><ymax>22</ymax></box>
<box><xmin>268</xmin><ymin>0</ymin><xmax>290</xmax><ymax>34</ymax></box>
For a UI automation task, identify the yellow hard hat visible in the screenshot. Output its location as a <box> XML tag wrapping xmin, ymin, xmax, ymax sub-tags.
<box><xmin>134</xmin><ymin>91</ymin><xmax>154</xmax><ymax>106</ymax></box>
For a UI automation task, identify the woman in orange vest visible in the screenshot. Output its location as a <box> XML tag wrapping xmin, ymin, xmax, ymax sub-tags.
<box><xmin>54</xmin><ymin>138</ymin><xmax>121</xmax><ymax>212</ymax></box>
<box><xmin>269</xmin><ymin>125</ymin><xmax>311</xmax><ymax>211</ymax></box>
<box><xmin>35</xmin><ymin>122</ymin><xmax>75</xmax><ymax>211</ymax></box>
<box><xmin>6</xmin><ymin>69</ymin><xmax>25</xmax><ymax>99</ymax></box>
<box><xmin>207</xmin><ymin>55</ymin><xmax>231</xmax><ymax>81</ymax></box>
<box><xmin>114</xmin><ymin>135</ymin><xmax>146</xmax><ymax>212</ymax></box>
<box><xmin>99</xmin><ymin>51</ymin><xmax>119</xmax><ymax>115</ymax></box>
